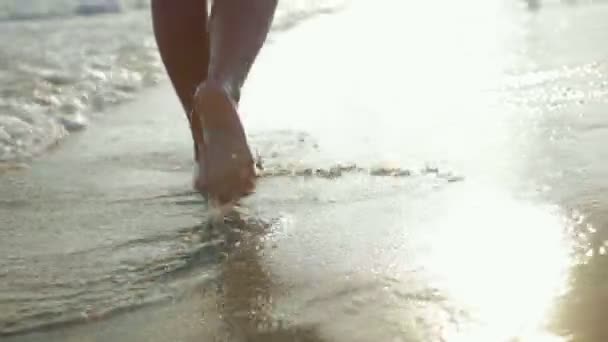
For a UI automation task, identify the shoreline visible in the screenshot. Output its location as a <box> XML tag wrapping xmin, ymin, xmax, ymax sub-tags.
<box><xmin>3</xmin><ymin>1</ymin><xmax>608</xmax><ymax>341</ymax></box>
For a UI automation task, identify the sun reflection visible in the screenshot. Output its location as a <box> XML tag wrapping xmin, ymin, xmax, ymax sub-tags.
<box><xmin>426</xmin><ymin>184</ymin><xmax>573</xmax><ymax>341</ymax></box>
<box><xmin>246</xmin><ymin>0</ymin><xmax>591</xmax><ymax>341</ymax></box>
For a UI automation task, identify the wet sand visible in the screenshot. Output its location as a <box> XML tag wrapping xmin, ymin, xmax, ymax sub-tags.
<box><xmin>3</xmin><ymin>0</ymin><xmax>608</xmax><ymax>341</ymax></box>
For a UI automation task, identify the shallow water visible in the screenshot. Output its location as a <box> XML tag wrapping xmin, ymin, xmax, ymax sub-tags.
<box><xmin>3</xmin><ymin>0</ymin><xmax>608</xmax><ymax>341</ymax></box>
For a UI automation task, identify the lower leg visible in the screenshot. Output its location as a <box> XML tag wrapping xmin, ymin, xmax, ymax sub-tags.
<box><xmin>205</xmin><ymin>0</ymin><xmax>278</xmax><ymax>103</ymax></box>
<box><xmin>151</xmin><ymin>0</ymin><xmax>209</xmax><ymax>159</ymax></box>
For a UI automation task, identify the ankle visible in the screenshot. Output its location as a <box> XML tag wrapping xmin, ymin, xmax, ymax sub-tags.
<box><xmin>198</xmin><ymin>79</ymin><xmax>240</xmax><ymax>104</ymax></box>
<box><xmin>194</xmin><ymin>81</ymin><xmax>244</xmax><ymax>130</ymax></box>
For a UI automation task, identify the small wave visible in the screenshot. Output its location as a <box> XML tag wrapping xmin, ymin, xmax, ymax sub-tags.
<box><xmin>0</xmin><ymin>10</ymin><xmax>164</xmax><ymax>162</ymax></box>
<box><xmin>0</xmin><ymin>0</ymin><xmax>349</xmax><ymax>163</ymax></box>
<box><xmin>256</xmin><ymin>162</ymin><xmax>465</xmax><ymax>183</ymax></box>
<box><xmin>0</xmin><ymin>0</ymin><xmax>148</xmax><ymax>21</ymax></box>
<box><xmin>0</xmin><ymin>110</ymin><xmax>66</xmax><ymax>162</ymax></box>
<box><xmin>0</xmin><ymin>224</ymin><xmax>220</xmax><ymax>336</ymax></box>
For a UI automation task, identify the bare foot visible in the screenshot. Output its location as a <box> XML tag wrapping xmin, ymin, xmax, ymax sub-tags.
<box><xmin>191</xmin><ymin>82</ymin><xmax>256</xmax><ymax>204</ymax></box>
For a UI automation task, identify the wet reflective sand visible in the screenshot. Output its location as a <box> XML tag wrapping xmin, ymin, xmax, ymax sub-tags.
<box><xmin>3</xmin><ymin>0</ymin><xmax>608</xmax><ymax>341</ymax></box>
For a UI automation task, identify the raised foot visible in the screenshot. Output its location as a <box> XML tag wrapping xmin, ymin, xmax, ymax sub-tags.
<box><xmin>192</xmin><ymin>83</ymin><xmax>256</xmax><ymax>204</ymax></box>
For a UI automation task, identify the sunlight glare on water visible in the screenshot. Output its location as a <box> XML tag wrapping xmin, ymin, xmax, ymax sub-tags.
<box><xmin>426</xmin><ymin>184</ymin><xmax>572</xmax><ymax>341</ymax></box>
<box><xmin>340</xmin><ymin>1</ymin><xmax>576</xmax><ymax>340</ymax></box>
<box><xmin>288</xmin><ymin>0</ymin><xmax>529</xmax><ymax>169</ymax></box>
